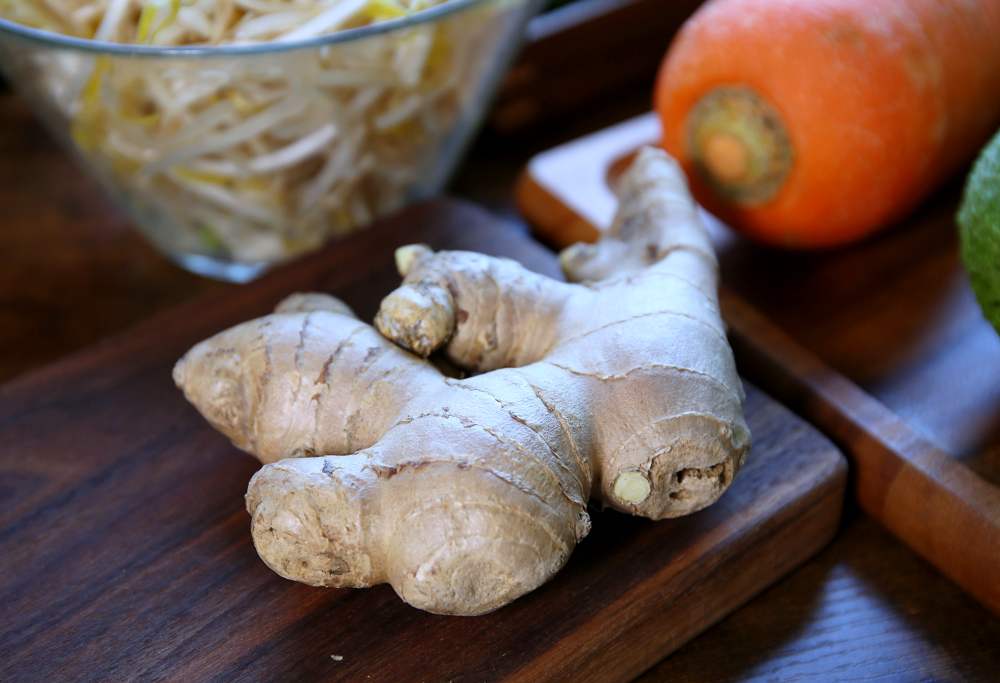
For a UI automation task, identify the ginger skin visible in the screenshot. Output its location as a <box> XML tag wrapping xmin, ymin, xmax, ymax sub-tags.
<box><xmin>173</xmin><ymin>148</ymin><xmax>750</xmax><ymax>615</ymax></box>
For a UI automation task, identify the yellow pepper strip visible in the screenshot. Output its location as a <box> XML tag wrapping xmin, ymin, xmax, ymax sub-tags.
<box><xmin>137</xmin><ymin>0</ymin><xmax>182</xmax><ymax>43</ymax></box>
<box><xmin>159</xmin><ymin>0</ymin><xmax>183</xmax><ymax>38</ymax></box>
<box><xmin>173</xmin><ymin>166</ymin><xmax>232</xmax><ymax>186</ymax></box>
<box><xmin>71</xmin><ymin>57</ymin><xmax>111</xmax><ymax>151</ymax></box>
<box><xmin>366</xmin><ymin>0</ymin><xmax>409</xmax><ymax>21</ymax></box>
<box><xmin>136</xmin><ymin>3</ymin><xmax>158</xmax><ymax>42</ymax></box>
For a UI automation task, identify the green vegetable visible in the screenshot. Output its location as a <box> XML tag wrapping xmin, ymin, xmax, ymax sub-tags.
<box><xmin>958</xmin><ymin>129</ymin><xmax>1000</xmax><ymax>334</ymax></box>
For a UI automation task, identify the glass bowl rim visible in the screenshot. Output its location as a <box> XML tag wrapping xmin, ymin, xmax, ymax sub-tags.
<box><xmin>0</xmin><ymin>0</ymin><xmax>497</xmax><ymax>58</ymax></box>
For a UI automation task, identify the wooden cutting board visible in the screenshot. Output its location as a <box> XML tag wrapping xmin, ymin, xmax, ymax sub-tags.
<box><xmin>0</xmin><ymin>199</ymin><xmax>845</xmax><ymax>682</ymax></box>
<box><xmin>516</xmin><ymin>114</ymin><xmax>1000</xmax><ymax>614</ymax></box>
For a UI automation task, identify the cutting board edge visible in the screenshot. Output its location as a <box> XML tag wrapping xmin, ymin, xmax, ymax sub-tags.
<box><xmin>512</xmin><ymin>439</ymin><xmax>847</xmax><ymax>683</ymax></box>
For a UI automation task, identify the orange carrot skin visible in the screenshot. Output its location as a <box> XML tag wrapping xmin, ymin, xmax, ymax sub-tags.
<box><xmin>656</xmin><ymin>0</ymin><xmax>1000</xmax><ymax>248</ymax></box>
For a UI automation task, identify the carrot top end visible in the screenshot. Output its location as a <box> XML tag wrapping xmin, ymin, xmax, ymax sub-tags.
<box><xmin>686</xmin><ymin>86</ymin><xmax>793</xmax><ymax>207</ymax></box>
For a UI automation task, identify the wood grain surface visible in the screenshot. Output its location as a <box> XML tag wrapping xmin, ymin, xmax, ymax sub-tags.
<box><xmin>515</xmin><ymin>114</ymin><xmax>1000</xmax><ymax>613</ymax></box>
<box><xmin>0</xmin><ymin>200</ymin><xmax>845</xmax><ymax>682</ymax></box>
<box><xmin>4</xmin><ymin>0</ymin><xmax>999</xmax><ymax>677</ymax></box>
<box><xmin>642</xmin><ymin>515</ymin><xmax>1000</xmax><ymax>682</ymax></box>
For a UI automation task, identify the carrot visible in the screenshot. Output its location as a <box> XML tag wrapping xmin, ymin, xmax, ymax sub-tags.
<box><xmin>655</xmin><ymin>0</ymin><xmax>1000</xmax><ymax>248</ymax></box>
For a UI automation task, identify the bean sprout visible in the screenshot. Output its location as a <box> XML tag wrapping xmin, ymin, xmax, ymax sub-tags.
<box><xmin>0</xmin><ymin>0</ymin><xmax>512</xmax><ymax>267</ymax></box>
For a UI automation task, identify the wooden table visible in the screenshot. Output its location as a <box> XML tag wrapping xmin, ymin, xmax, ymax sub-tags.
<box><xmin>2</xmin><ymin>52</ymin><xmax>999</xmax><ymax>683</ymax></box>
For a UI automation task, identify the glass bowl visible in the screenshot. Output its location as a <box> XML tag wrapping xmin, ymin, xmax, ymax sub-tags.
<box><xmin>0</xmin><ymin>0</ymin><xmax>543</xmax><ymax>281</ymax></box>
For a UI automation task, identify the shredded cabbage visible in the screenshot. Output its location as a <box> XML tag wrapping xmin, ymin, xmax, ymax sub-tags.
<box><xmin>0</xmin><ymin>0</ymin><xmax>514</xmax><ymax>268</ymax></box>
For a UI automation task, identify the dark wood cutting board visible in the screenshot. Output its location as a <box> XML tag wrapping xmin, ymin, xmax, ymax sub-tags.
<box><xmin>516</xmin><ymin>113</ymin><xmax>1000</xmax><ymax>614</ymax></box>
<box><xmin>0</xmin><ymin>199</ymin><xmax>844</xmax><ymax>683</ymax></box>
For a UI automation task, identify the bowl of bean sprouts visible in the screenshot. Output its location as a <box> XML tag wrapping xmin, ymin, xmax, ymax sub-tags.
<box><xmin>0</xmin><ymin>0</ymin><xmax>542</xmax><ymax>281</ymax></box>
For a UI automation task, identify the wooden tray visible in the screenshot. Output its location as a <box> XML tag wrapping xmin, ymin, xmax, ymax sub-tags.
<box><xmin>517</xmin><ymin>113</ymin><xmax>1000</xmax><ymax>614</ymax></box>
<box><xmin>0</xmin><ymin>199</ymin><xmax>845</xmax><ymax>682</ymax></box>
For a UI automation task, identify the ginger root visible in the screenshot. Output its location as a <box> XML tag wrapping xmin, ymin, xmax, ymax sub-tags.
<box><xmin>173</xmin><ymin>148</ymin><xmax>750</xmax><ymax>615</ymax></box>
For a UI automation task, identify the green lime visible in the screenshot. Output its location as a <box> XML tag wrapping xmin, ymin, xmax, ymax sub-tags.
<box><xmin>958</xmin><ymin>129</ymin><xmax>1000</xmax><ymax>334</ymax></box>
